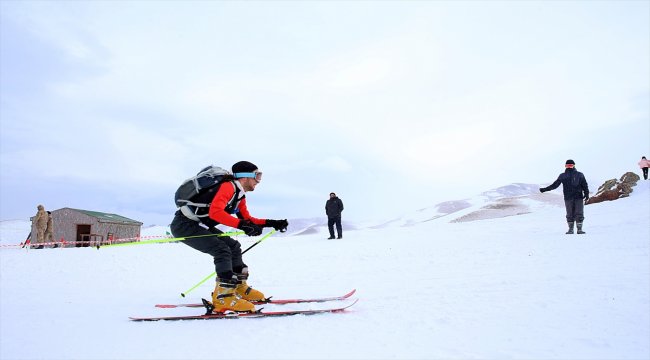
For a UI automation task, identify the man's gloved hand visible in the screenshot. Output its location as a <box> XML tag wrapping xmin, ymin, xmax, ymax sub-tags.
<box><xmin>584</xmin><ymin>193</ymin><xmax>590</xmax><ymax>202</ymax></box>
<box><xmin>238</xmin><ymin>220</ymin><xmax>263</xmax><ymax>236</ymax></box>
<box><xmin>265</xmin><ymin>219</ymin><xmax>289</xmax><ymax>232</ymax></box>
<box><xmin>539</xmin><ymin>188</ymin><xmax>546</xmax><ymax>193</ymax></box>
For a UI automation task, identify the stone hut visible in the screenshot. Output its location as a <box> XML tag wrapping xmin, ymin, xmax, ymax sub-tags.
<box><xmin>31</xmin><ymin>208</ymin><xmax>143</xmax><ymax>248</ymax></box>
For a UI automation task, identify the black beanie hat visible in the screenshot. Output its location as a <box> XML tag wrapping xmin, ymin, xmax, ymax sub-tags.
<box><xmin>232</xmin><ymin>161</ymin><xmax>258</xmax><ymax>176</ymax></box>
<box><xmin>565</xmin><ymin>159</ymin><xmax>575</xmax><ymax>165</ymax></box>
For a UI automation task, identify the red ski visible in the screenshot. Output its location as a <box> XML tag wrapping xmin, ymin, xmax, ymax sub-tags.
<box><xmin>130</xmin><ymin>299</ymin><xmax>357</xmax><ymax>321</ymax></box>
<box><xmin>155</xmin><ymin>289</ymin><xmax>356</xmax><ymax>308</ymax></box>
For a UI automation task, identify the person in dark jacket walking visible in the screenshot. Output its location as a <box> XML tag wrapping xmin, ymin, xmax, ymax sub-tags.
<box><xmin>539</xmin><ymin>159</ymin><xmax>590</xmax><ymax>234</ymax></box>
<box><xmin>325</xmin><ymin>192</ymin><xmax>344</xmax><ymax>239</ymax></box>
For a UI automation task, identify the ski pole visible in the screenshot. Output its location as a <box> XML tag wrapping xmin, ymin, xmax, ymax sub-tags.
<box><xmin>242</xmin><ymin>229</ymin><xmax>276</xmax><ymax>254</ymax></box>
<box><xmin>99</xmin><ymin>231</ymin><xmax>244</xmax><ymax>249</ymax></box>
<box><xmin>180</xmin><ymin>272</ymin><xmax>215</xmax><ymax>298</ymax></box>
<box><xmin>180</xmin><ymin>230</ymin><xmax>276</xmax><ymax>297</ymax></box>
<box><xmin>21</xmin><ymin>231</ymin><xmax>32</xmax><ymax>248</ymax></box>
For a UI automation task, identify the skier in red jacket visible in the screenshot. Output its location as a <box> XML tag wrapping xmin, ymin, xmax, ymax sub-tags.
<box><xmin>170</xmin><ymin>161</ymin><xmax>288</xmax><ymax>312</ymax></box>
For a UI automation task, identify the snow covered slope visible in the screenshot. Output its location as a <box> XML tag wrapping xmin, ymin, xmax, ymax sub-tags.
<box><xmin>1</xmin><ymin>182</ymin><xmax>648</xmax><ymax>359</ymax></box>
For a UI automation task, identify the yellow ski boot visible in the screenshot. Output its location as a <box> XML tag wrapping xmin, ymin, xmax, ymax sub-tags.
<box><xmin>236</xmin><ymin>272</ymin><xmax>266</xmax><ymax>302</ymax></box>
<box><xmin>211</xmin><ymin>279</ymin><xmax>255</xmax><ymax>313</ymax></box>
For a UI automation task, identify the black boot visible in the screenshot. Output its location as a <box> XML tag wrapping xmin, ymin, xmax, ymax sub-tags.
<box><xmin>566</xmin><ymin>222</ymin><xmax>574</xmax><ymax>234</ymax></box>
<box><xmin>576</xmin><ymin>222</ymin><xmax>586</xmax><ymax>234</ymax></box>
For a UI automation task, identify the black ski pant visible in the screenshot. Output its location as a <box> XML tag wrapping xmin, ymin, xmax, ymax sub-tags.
<box><xmin>328</xmin><ymin>215</ymin><xmax>342</xmax><ymax>238</ymax></box>
<box><xmin>642</xmin><ymin>167</ymin><xmax>648</xmax><ymax>180</ymax></box>
<box><xmin>170</xmin><ymin>211</ymin><xmax>245</xmax><ymax>280</ymax></box>
<box><xmin>564</xmin><ymin>198</ymin><xmax>585</xmax><ymax>223</ymax></box>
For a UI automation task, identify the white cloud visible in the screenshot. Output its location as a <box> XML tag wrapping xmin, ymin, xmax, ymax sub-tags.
<box><xmin>1</xmin><ymin>1</ymin><xmax>648</xmax><ymax>224</ymax></box>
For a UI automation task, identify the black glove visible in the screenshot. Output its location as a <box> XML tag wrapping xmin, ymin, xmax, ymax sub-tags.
<box><xmin>584</xmin><ymin>193</ymin><xmax>589</xmax><ymax>201</ymax></box>
<box><xmin>237</xmin><ymin>220</ymin><xmax>263</xmax><ymax>236</ymax></box>
<box><xmin>265</xmin><ymin>219</ymin><xmax>289</xmax><ymax>232</ymax></box>
<box><xmin>539</xmin><ymin>188</ymin><xmax>546</xmax><ymax>193</ymax></box>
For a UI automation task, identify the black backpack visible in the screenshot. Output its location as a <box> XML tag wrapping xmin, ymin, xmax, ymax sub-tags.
<box><xmin>175</xmin><ymin>165</ymin><xmax>236</xmax><ymax>222</ymax></box>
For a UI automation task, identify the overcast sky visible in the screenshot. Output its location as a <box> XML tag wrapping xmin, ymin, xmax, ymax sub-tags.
<box><xmin>1</xmin><ymin>1</ymin><xmax>648</xmax><ymax>226</ymax></box>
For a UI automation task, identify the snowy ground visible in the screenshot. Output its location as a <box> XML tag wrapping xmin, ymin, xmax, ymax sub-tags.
<box><xmin>1</xmin><ymin>182</ymin><xmax>649</xmax><ymax>360</ymax></box>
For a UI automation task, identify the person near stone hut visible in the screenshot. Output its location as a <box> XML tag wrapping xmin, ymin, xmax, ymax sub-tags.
<box><xmin>539</xmin><ymin>159</ymin><xmax>590</xmax><ymax>234</ymax></box>
<box><xmin>44</xmin><ymin>211</ymin><xmax>58</xmax><ymax>248</ymax></box>
<box><xmin>325</xmin><ymin>192</ymin><xmax>344</xmax><ymax>239</ymax></box>
<box><xmin>33</xmin><ymin>205</ymin><xmax>48</xmax><ymax>249</ymax></box>
<box><xmin>638</xmin><ymin>156</ymin><xmax>649</xmax><ymax>180</ymax></box>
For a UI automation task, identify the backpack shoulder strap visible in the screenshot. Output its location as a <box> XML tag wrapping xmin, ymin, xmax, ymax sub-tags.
<box><xmin>224</xmin><ymin>180</ymin><xmax>245</xmax><ymax>214</ymax></box>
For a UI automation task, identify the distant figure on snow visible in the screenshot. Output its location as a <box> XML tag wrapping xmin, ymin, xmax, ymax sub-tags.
<box><xmin>638</xmin><ymin>156</ymin><xmax>649</xmax><ymax>180</ymax></box>
<box><xmin>33</xmin><ymin>205</ymin><xmax>48</xmax><ymax>249</ymax></box>
<box><xmin>539</xmin><ymin>159</ymin><xmax>590</xmax><ymax>234</ymax></box>
<box><xmin>325</xmin><ymin>192</ymin><xmax>344</xmax><ymax>239</ymax></box>
<box><xmin>44</xmin><ymin>211</ymin><xmax>58</xmax><ymax>248</ymax></box>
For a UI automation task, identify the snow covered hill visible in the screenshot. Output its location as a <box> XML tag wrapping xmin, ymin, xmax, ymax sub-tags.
<box><xmin>0</xmin><ymin>183</ymin><xmax>564</xmax><ymax>245</ymax></box>
<box><xmin>1</xmin><ymin>182</ymin><xmax>648</xmax><ymax>359</ymax></box>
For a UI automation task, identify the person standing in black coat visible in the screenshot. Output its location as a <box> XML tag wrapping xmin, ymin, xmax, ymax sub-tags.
<box><xmin>325</xmin><ymin>192</ymin><xmax>344</xmax><ymax>239</ymax></box>
<box><xmin>540</xmin><ymin>159</ymin><xmax>590</xmax><ymax>234</ymax></box>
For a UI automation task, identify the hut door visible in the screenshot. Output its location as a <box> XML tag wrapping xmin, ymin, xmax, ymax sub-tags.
<box><xmin>76</xmin><ymin>224</ymin><xmax>91</xmax><ymax>247</ymax></box>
